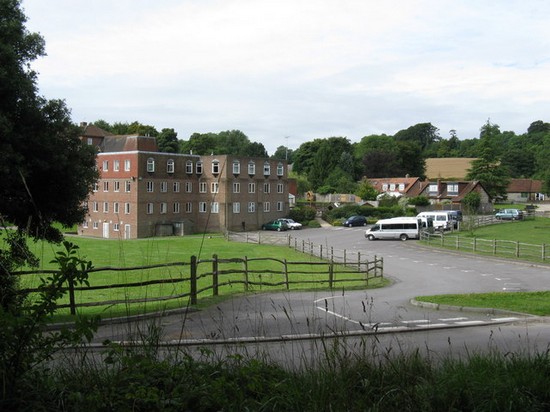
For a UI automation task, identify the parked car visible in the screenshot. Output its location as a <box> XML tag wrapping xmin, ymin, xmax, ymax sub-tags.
<box><xmin>261</xmin><ymin>220</ymin><xmax>289</xmax><ymax>231</ymax></box>
<box><xmin>343</xmin><ymin>215</ymin><xmax>367</xmax><ymax>227</ymax></box>
<box><xmin>277</xmin><ymin>218</ymin><xmax>302</xmax><ymax>230</ymax></box>
<box><xmin>495</xmin><ymin>208</ymin><xmax>523</xmax><ymax>220</ymax></box>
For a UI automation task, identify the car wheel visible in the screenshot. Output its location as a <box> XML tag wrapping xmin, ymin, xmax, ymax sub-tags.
<box><xmin>400</xmin><ymin>234</ymin><xmax>408</xmax><ymax>241</ymax></box>
<box><xmin>367</xmin><ymin>234</ymin><xmax>375</xmax><ymax>241</ymax></box>
<box><xmin>277</xmin><ymin>227</ymin><xmax>281</xmax><ymax>231</ymax></box>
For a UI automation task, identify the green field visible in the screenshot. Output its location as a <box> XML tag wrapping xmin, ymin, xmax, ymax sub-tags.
<box><xmin>12</xmin><ymin>233</ymin><xmax>386</xmax><ymax>320</ymax></box>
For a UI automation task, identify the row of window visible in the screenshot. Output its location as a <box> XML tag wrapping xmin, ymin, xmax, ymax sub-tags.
<box><xmin>141</xmin><ymin>158</ymin><xmax>285</xmax><ymax>176</ymax></box>
<box><xmin>90</xmin><ymin>201</ymin><xmax>285</xmax><ymax>215</ymax></box>
<box><xmin>95</xmin><ymin>180</ymin><xmax>285</xmax><ymax>194</ymax></box>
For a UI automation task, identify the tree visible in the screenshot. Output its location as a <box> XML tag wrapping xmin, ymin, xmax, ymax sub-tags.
<box><xmin>0</xmin><ymin>0</ymin><xmax>98</xmax><ymax>310</ymax></box>
<box><xmin>394</xmin><ymin>123</ymin><xmax>440</xmax><ymax>150</ymax></box>
<box><xmin>355</xmin><ymin>178</ymin><xmax>378</xmax><ymax>201</ymax></box>
<box><xmin>271</xmin><ymin>145</ymin><xmax>293</xmax><ymax>162</ymax></box>
<box><xmin>465</xmin><ymin>157</ymin><xmax>510</xmax><ymax>200</ymax></box>
<box><xmin>156</xmin><ymin>128</ymin><xmax>180</xmax><ymax>153</ymax></box>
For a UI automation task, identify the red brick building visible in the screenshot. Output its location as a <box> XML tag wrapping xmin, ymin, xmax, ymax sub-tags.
<box><xmin>79</xmin><ymin>125</ymin><xmax>289</xmax><ymax>239</ymax></box>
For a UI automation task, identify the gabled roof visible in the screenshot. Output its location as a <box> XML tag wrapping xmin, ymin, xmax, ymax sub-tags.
<box><xmin>367</xmin><ymin>177</ymin><xmax>421</xmax><ymax>195</ymax></box>
<box><xmin>507</xmin><ymin>179</ymin><xmax>543</xmax><ymax>193</ymax></box>
<box><xmin>81</xmin><ymin>123</ymin><xmax>112</xmax><ymax>138</ymax></box>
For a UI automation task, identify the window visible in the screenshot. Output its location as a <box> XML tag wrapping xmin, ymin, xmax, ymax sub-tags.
<box><xmin>248</xmin><ymin>161</ymin><xmax>255</xmax><ymax>175</ymax></box>
<box><xmin>263</xmin><ymin>202</ymin><xmax>270</xmax><ymax>212</ymax></box>
<box><xmin>248</xmin><ymin>202</ymin><xmax>256</xmax><ymax>213</ymax></box>
<box><xmin>87</xmin><ymin>137</ymin><xmax>93</xmax><ymax>145</ymax></box>
<box><xmin>147</xmin><ymin>158</ymin><xmax>155</xmax><ymax>173</ymax></box>
<box><xmin>103</xmin><ymin>181</ymin><xmax>109</xmax><ymax>192</ymax></box>
<box><xmin>125</xmin><ymin>203</ymin><xmax>130</xmax><ymax>214</ymax></box>
<box><xmin>212</xmin><ymin>160</ymin><xmax>220</xmax><ymax>174</ymax></box>
<box><xmin>114</xmin><ymin>181</ymin><xmax>120</xmax><ymax>192</ymax></box>
<box><xmin>382</xmin><ymin>184</ymin><xmax>388</xmax><ymax>191</ymax></box>
<box><xmin>429</xmin><ymin>184</ymin><xmax>438</xmax><ymax>194</ymax></box>
<box><xmin>277</xmin><ymin>183</ymin><xmax>283</xmax><ymax>193</ymax></box>
<box><xmin>167</xmin><ymin>159</ymin><xmax>175</xmax><ymax>173</ymax></box>
<box><xmin>124</xmin><ymin>159</ymin><xmax>131</xmax><ymax>171</ymax></box>
<box><xmin>93</xmin><ymin>182</ymin><xmax>98</xmax><ymax>192</ymax></box>
<box><xmin>173</xmin><ymin>202</ymin><xmax>180</xmax><ymax>214</ymax></box>
<box><xmin>211</xmin><ymin>182</ymin><xmax>219</xmax><ymax>193</ymax></box>
<box><xmin>389</xmin><ymin>183</ymin><xmax>396</xmax><ymax>191</ymax></box>
<box><xmin>102</xmin><ymin>160</ymin><xmax>108</xmax><ymax>171</ymax></box>
<box><xmin>160</xmin><ymin>181</ymin><xmax>168</xmax><ymax>193</ymax></box>
<box><xmin>114</xmin><ymin>202</ymin><xmax>119</xmax><ymax>214</ymax></box>
<box><xmin>113</xmin><ymin>223</ymin><xmax>120</xmax><ymax>231</ymax></box>
<box><xmin>173</xmin><ymin>181</ymin><xmax>180</xmax><ymax>193</ymax></box>
<box><xmin>196</xmin><ymin>161</ymin><xmax>203</xmax><ymax>174</ymax></box>
<box><xmin>82</xmin><ymin>220</ymin><xmax>88</xmax><ymax>228</ymax></box>
<box><xmin>114</xmin><ymin>160</ymin><xmax>120</xmax><ymax>171</ymax></box>
<box><xmin>233</xmin><ymin>202</ymin><xmax>240</xmax><ymax>213</ymax></box>
<box><xmin>93</xmin><ymin>201</ymin><xmax>98</xmax><ymax>212</ymax></box>
<box><xmin>211</xmin><ymin>202</ymin><xmax>219</xmax><ymax>213</ymax></box>
<box><xmin>93</xmin><ymin>222</ymin><xmax>99</xmax><ymax>229</ymax></box>
<box><xmin>263</xmin><ymin>161</ymin><xmax>270</xmax><ymax>176</ymax></box>
<box><xmin>103</xmin><ymin>202</ymin><xmax>109</xmax><ymax>213</ymax></box>
<box><xmin>186</xmin><ymin>160</ymin><xmax>193</xmax><ymax>174</ymax></box>
<box><xmin>147</xmin><ymin>203</ymin><xmax>154</xmax><ymax>214</ymax></box>
<box><xmin>199</xmin><ymin>182</ymin><xmax>207</xmax><ymax>193</ymax></box>
<box><xmin>399</xmin><ymin>183</ymin><xmax>405</xmax><ymax>191</ymax></box>
<box><xmin>277</xmin><ymin>162</ymin><xmax>284</xmax><ymax>176</ymax></box>
<box><xmin>160</xmin><ymin>202</ymin><xmax>167</xmax><ymax>214</ymax></box>
<box><xmin>263</xmin><ymin>183</ymin><xmax>270</xmax><ymax>193</ymax></box>
<box><xmin>199</xmin><ymin>202</ymin><xmax>207</xmax><ymax>213</ymax></box>
<box><xmin>146</xmin><ymin>181</ymin><xmax>154</xmax><ymax>192</ymax></box>
<box><xmin>185</xmin><ymin>202</ymin><xmax>192</xmax><ymax>213</ymax></box>
<box><xmin>447</xmin><ymin>183</ymin><xmax>459</xmax><ymax>195</ymax></box>
<box><xmin>125</xmin><ymin>181</ymin><xmax>131</xmax><ymax>192</ymax></box>
<box><xmin>185</xmin><ymin>182</ymin><xmax>192</xmax><ymax>193</ymax></box>
<box><xmin>277</xmin><ymin>201</ymin><xmax>284</xmax><ymax>211</ymax></box>
<box><xmin>233</xmin><ymin>182</ymin><xmax>240</xmax><ymax>193</ymax></box>
<box><xmin>232</xmin><ymin>161</ymin><xmax>240</xmax><ymax>174</ymax></box>
<box><xmin>248</xmin><ymin>183</ymin><xmax>255</xmax><ymax>193</ymax></box>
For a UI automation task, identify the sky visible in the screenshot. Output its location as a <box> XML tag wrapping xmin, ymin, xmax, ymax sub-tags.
<box><xmin>22</xmin><ymin>0</ymin><xmax>550</xmax><ymax>155</ymax></box>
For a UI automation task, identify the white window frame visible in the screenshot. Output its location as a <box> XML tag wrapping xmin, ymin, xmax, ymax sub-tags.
<box><xmin>212</xmin><ymin>160</ymin><xmax>220</xmax><ymax>174</ymax></box>
<box><xmin>186</xmin><ymin>160</ymin><xmax>193</xmax><ymax>174</ymax></box>
<box><xmin>102</xmin><ymin>160</ymin><xmax>108</xmax><ymax>171</ymax></box>
<box><xmin>160</xmin><ymin>181</ymin><xmax>168</xmax><ymax>193</ymax></box>
<box><xmin>147</xmin><ymin>203</ymin><xmax>154</xmax><ymax>214</ymax></box>
<box><xmin>248</xmin><ymin>183</ymin><xmax>256</xmax><ymax>193</ymax></box>
<box><xmin>185</xmin><ymin>182</ymin><xmax>192</xmax><ymax>193</ymax></box>
<box><xmin>173</xmin><ymin>181</ymin><xmax>181</xmax><ymax>193</ymax></box>
<box><xmin>277</xmin><ymin>162</ymin><xmax>284</xmax><ymax>176</ymax></box>
<box><xmin>233</xmin><ymin>202</ymin><xmax>241</xmax><ymax>213</ymax></box>
<box><xmin>263</xmin><ymin>161</ymin><xmax>270</xmax><ymax>176</ymax></box>
<box><xmin>233</xmin><ymin>182</ymin><xmax>240</xmax><ymax>193</ymax></box>
<box><xmin>124</xmin><ymin>159</ymin><xmax>131</xmax><ymax>171</ymax></box>
<box><xmin>196</xmin><ymin>161</ymin><xmax>203</xmax><ymax>174</ymax></box>
<box><xmin>277</xmin><ymin>183</ymin><xmax>283</xmax><ymax>193</ymax></box>
<box><xmin>199</xmin><ymin>202</ymin><xmax>207</xmax><ymax>213</ymax></box>
<box><xmin>248</xmin><ymin>202</ymin><xmax>256</xmax><ymax>213</ymax></box>
<box><xmin>167</xmin><ymin>159</ymin><xmax>175</xmax><ymax>173</ymax></box>
<box><xmin>185</xmin><ymin>202</ymin><xmax>192</xmax><ymax>213</ymax></box>
<box><xmin>263</xmin><ymin>183</ymin><xmax>270</xmax><ymax>193</ymax></box>
<box><xmin>248</xmin><ymin>161</ymin><xmax>255</xmax><ymax>175</ymax></box>
<box><xmin>114</xmin><ymin>181</ymin><xmax>120</xmax><ymax>192</ymax></box>
<box><xmin>103</xmin><ymin>202</ymin><xmax>109</xmax><ymax>213</ymax></box>
<box><xmin>277</xmin><ymin>201</ymin><xmax>284</xmax><ymax>212</ymax></box>
<box><xmin>93</xmin><ymin>201</ymin><xmax>98</xmax><ymax>212</ymax></box>
<box><xmin>263</xmin><ymin>202</ymin><xmax>270</xmax><ymax>212</ymax></box>
<box><xmin>114</xmin><ymin>160</ymin><xmax>120</xmax><ymax>172</ymax></box>
<box><xmin>173</xmin><ymin>202</ymin><xmax>180</xmax><ymax>214</ymax></box>
<box><xmin>232</xmin><ymin>161</ymin><xmax>240</xmax><ymax>174</ymax></box>
<box><xmin>147</xmin><ymin>158</ymin><xmax>155</xmax><ymax>173</ymax></box>
<box><xmin>146</xmin><ymin>181</ymin><xmax>154</xmax><ymax>193</ymax></box>
<box><xmin>103</xmin><ymin>181</ymin><xmax>109</xmax><ymax>192</ymax></box>
<box><xmin>211</xmin><ymin>202</ymin><xmax>219</xmax><ymax>213</ymax></box>
<box><xmin>160</xmin><ymin>202</ymin><xmax>167</xmax><ymax>214</ymax></box>
<box><xmin>125</xmin><ymin>203</ymin><xmax>130</xmax><ymax>214</ymax></box>
<box><xmin>199</xmin><ymin>182</ymin><xmax>207</xmax><ymax>193</ymax></box>
<box><xmin>125</xmin><ymin>181</ymin><xmax>131</xmax><ymax>192</ymax></box>
<box><xmin>211</xmin><ymin>182</ymin><xmax>219</xmax><ymax>193</ymax></box>
<box><xmin>114</xmin><ymin>202</ymin><xmax>119</xmax><ymax>214</ymax></box>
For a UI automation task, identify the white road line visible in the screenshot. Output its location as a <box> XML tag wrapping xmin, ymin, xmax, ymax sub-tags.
<box><xmin>401</xmin><ymin>319</ymin><xmax>430</xmax><ymax>324</ymax></box>
<box><xmin>461</xmin><ymin>270</ymin><xmax>474</xmax><ymax>273</ymax></box>
<box><xmin>455</xmin><ymin>320</ymin><xmax>485</xmax><ymax>325</ymax></box>
<box><xmin>495</xmin><ymin>277</ymin><xmax>511</xmax><ymax>281</ymax></box>
<box><xmin>491</xmin><ymin>317</ymin><xmax>520</xmax><ymax>322</ymax></box>
<box><xmin>316</xmin><ymin>307</ymin><xmax>361</xmax><ymax>325</ymax></box>
<box><xmin>439</xmin><ymin>317</ymin><xmax>468</xmax><ymax>322</ymax></box>
<box><xmin>417</xmin><ymin>323</ymin><xmax>449</xmax><ymax>328</ymax></box>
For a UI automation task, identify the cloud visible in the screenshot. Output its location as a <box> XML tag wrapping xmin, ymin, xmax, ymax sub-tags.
<box><xmin>23</xmin><ymin>0</ymin><xmax>550</xmax><ymax>153</ymax></box>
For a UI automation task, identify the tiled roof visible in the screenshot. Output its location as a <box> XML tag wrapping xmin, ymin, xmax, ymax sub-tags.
<box><xmin>367</xmin><ymin>177</ymin><xmax>420</xmax><ymax>194</ymax></box>
<box><xmin>507</xmin><ymin>179</ymin><xmax>543</xmax><ymax>193</ymax></box>
<box><xmin>81</xmin><ymin>124</ymin><xmax>112</xmax><ymax>137</ymax></box>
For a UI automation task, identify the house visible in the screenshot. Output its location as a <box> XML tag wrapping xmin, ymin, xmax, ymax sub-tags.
<box><xmin>79</xmin><ymin>125</ymin><xmax>289</xmax><ymax>239</ymax></box>
<box><xmin>506</xmin><ymin>179</ymin><xmax>545</xmax><ymax>202</ymax></box>
<box><xmin>415</xmin><ymin>180</ymin><xmax>492</xmax><ymax>213</ymax></box>
<box><xmin>367</xmin><ymin>177</ymin><xmax>423</xmax><ymax>198</ymax></box>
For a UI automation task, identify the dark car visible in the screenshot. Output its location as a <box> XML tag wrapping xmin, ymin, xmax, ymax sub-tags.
<box><xmin>344</xmin><ymin>215</ymin><xmax>367</xmax><ymax>227</ymax></box>
<box><xmin>261</xmin><ymin>220</ymin><xmax>289</xmax><ymax>231</ymax></box>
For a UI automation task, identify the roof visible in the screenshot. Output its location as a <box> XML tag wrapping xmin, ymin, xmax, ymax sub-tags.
<box><xmin>507</xmin><ymin>179</ymin><xmax>543</xmax><ymax>193</ymax></box>
<box><xmin>81</xmin><ymin>123</ymin><xmax>112</xmax><ymax>137</ymax></box>
<box><xmin>367</xmin><ymin>177</ymin><xmax>421</xmax><ymax>194</ymax></box>
<box><xmin>425</xmin><ymin>158</ymin><xmax>477</xmax><ymax>179</ymax></box>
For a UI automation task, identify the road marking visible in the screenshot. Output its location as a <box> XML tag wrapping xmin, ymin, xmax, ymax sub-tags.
<box><xmin>495</xmin><ymin>277</ymin><xmax>511</xmax><ymax>281</ymax></box>
<box><xmin>491</xmin><ymin>317</ymin><xmax>520</xmax><ymax>322</ymax></box>
<box><xmin>417</xmin><ymin>323</ymin><xmax>448</xmax><ymax>328</ymax></box>
<box><xmin>439</xmin><ymin>317</ymin><xmax>468</xmax><ymax>322</ymax></box>
<box><xmin>443</xmin><ymin>266</ymin><xmax>456</xmax><ymax>270</ymax></box>
<box><xmin>455</xmin><ymin>320</ymin><xmax>485</xmax><ymax>325</ymax></box>
<box><xmin>461</xmin><ymin>269</ymin><xmax>474</xmax><ymax>273</ymax></box>
<box><xmin>401</xmin><ymin>319</ymin><xmax>430</xmax><ymax>324</ymax></box>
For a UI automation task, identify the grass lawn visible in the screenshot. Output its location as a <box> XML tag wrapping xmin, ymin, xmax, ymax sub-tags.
<box><xmin>415</xmin><ymin>291</ymin><xmax>550</xmax><ymax>316</ymax></box>
<box><xmin>459</xmin><ymin>217</ymin><xmax>550</xmax><ymax>244</ymax></box>
<box><xmin>13</xmin><ymin>233</ymin><xmax>387</xmax><ymax>321</ymax></box>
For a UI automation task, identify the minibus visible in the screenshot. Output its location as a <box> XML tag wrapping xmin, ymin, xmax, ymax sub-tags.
<box><xmin>416</xmin><ymin>211</ymin><xmax>453</xmax><ymax>230</ymax></box>
<box><xmin>364</xmin><ymin>217</ymin><xmax>421</xmax><ymax>241</ymax></box>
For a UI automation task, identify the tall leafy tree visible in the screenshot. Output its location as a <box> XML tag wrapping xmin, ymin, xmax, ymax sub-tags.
<box><xmin>394</xmin><ymin>122</ymin><xmax>439</xmax><ymax>150</ymax></box>
<box><xmin>156</xmin><ymin>128</ymin><xmax>180</xmax><ymax>153</ymax></box>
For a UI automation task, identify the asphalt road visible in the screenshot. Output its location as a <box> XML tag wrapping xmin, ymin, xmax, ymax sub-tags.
<box><xmin>89</xmin><ymin>225</ymin><xmax>550</xmax><ymax>365</ymax></box>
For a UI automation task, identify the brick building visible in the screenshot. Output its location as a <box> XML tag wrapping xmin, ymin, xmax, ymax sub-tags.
<box><xmin>79</xmin><ymin>125</ymin><xmax>289</xmax><ymax>239</ymax></box>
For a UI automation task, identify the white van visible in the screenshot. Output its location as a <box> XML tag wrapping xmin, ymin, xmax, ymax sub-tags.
<box><xmin>365</xmin><ymin>217</ymin><xmax>421</xmax><ymax>241</ymax></box>
<box><xmin>416</xmin><ymin>211</ymin><xmax>453</xmax><ymax>230</ymax></box>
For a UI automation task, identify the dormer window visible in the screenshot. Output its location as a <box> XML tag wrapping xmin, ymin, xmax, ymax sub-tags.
<box><xmin>399</xmin><ymin>183</ymin><xmax>405</xmax><ymax>191</ymax></box>
<box><xmin>185</xmin><ymin>160</ymin><xmax>193</xmax><ymax>174</ymax></box>
<box><xmin>447</xmin><ymin>183</ymin><xmax>459</xmax><ymax>196</ymax></box>
<box><xmin>248</xmin><ymin>161</ymin><xmax>255</xmax><ymax>175</ymax></box>
<box><xmin>428</xmin><ymin>183</ymin><xmax>438</xmax><ymax>194</ymax></box>
<box><xmin>147</xmin><ymin>158</ymin><xmax>155</xmax><ymax>173</ymax></box>
<box><xmin>277</xmin><ymin>162</ymin><xmax>284</xmax><ymax>176</ymax></box>
<box><xmin>232</xmin><ymin>160</ymin><xmax>240</xmax><ymax>175</ymax></box>
<box><xmin>263</xmin><ymin>161</ymin><xmax>270</xmax><ymax>176</ymax></box>
<box><xmin>167</xmin><ymin>159</ymin><xmax>175</xmax><ymax>173</ymax></box>
<box><xmin>196</xmin><ymin>161</ymin><xmax>203</xmax><ymax>174</ymax></box>
<box><xmin>212</xmin><ymin>160</ymin><xmax>220</xmax><ymax>174</ymax></box>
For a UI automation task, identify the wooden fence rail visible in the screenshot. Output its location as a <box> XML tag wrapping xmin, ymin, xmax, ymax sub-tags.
<box><xmin>420</xmin><ymin>232</ymin><xmax>548</xmax><ymax>262</ymax></box>
<box><xmin>16</xmin><ymin>253</ymin><xmax>383</xmax><ymax>315</ymax></box>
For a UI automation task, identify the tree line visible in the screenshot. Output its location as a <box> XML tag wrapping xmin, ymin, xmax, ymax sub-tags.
<box><xmin>91</xmin><ymin>119</ymin><xmax>550</xmax><ymax>200</ymax></box>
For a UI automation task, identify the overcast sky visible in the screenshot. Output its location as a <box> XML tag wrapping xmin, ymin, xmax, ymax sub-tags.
<box><xmin>22</xmin><ymin>0</ymin><xmax>550</xmax><ymax>155</ymax></box>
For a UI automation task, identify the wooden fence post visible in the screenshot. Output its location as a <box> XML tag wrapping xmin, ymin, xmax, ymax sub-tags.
<box><xmin>243</xmin><ymin>256</ymin><xmax>249</xmax><ymax>291</ymax></box>
<box><xmin>492</xmin><ymin>239</ymin><xmax>496</xmax><ymax>255</ymax></box>
<box><xmin>515</xmin><ymin>241</ymin><xmax>520</xmax><ymax>258</ymax></box>
<box><xmin>190</xmin><ymin>255</ymin><xmax>197</xmax><ymax>305</ymax></box>
<box><xmin>357</xmin><ymin>251</ymin><xmax>361</xmax><ymax>272</ymax></box>
<box><xmin>284</xmin><ymin>259</ymin><xmax>289</xmax><ymax>289</ymax></box>
<box><xmin>543</xmin><ymin>244</ymin><xmax>547</xmax><ymax>262</ymax></box>
<box><xmin>212</xmin><ymin>254</ymin><xmax>219</xmax><ymax>296</ymax></box>
<box><xmin>343</xmin><ymin>249</ymin><xmax>347</xmax><ymax>266</ymax></box>
<box><xmin>328</xmin><ymin>262</ymin><xmax>334</xmax><ymax>289</ymax></box>
<box><xmin>320</xmin><ymin>244</ymin><xmax>323</xmax><ymax>259</ymax></box>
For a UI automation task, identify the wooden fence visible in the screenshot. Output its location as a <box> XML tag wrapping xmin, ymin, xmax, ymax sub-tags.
<box><xmin>420</xmin><ymin>231</ymin><xmax>549</xmax><ymax>262</ymax></box>
<box><xmin>16</xmin><ymin>252</ymin><xmax>383</xmax><ymax>315</ymax></box>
